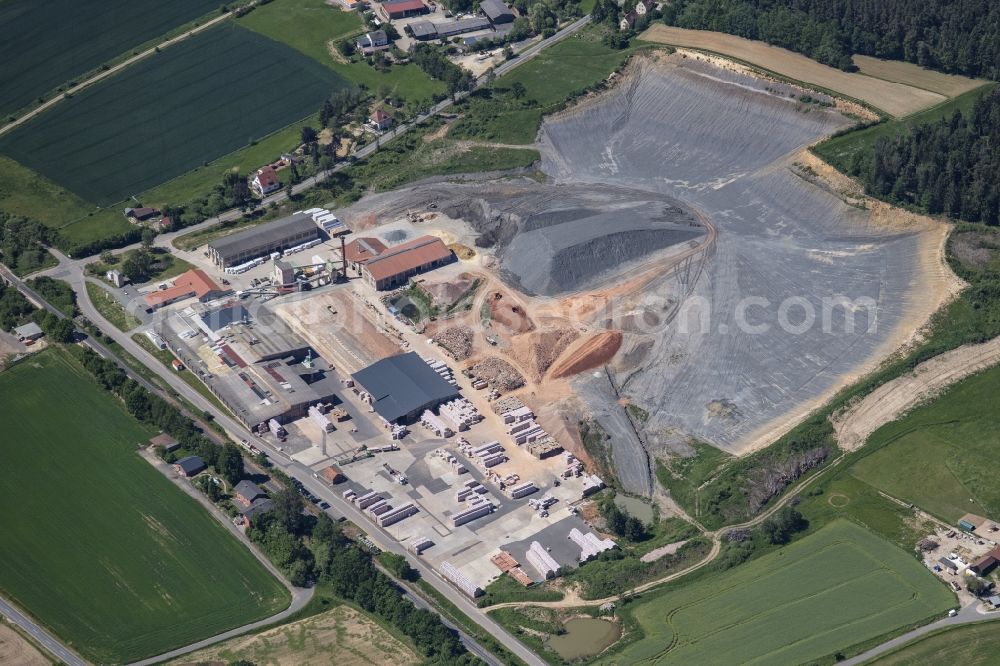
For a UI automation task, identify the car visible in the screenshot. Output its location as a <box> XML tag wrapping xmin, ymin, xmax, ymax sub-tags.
<box><xmin>319</xmin><ymin>501</ymin><xmax>330</xmax><ymax>509</ymax></box>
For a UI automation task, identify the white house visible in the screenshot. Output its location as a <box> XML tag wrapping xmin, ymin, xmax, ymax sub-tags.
<box><xmin>635</xmin><ymin>0</ymin><xmax>656</xmax><ymax>15</ymax></box>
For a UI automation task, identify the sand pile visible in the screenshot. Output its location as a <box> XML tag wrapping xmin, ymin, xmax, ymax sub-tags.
<box><xmin>548</xmin><ymin>331</ymin><xmax>623</xmax><ymax>379</ymax></box>
<box><xmin>471</xmin><ymin>357</ymin><xmax>525</xmax><ymax>393</ymax></box>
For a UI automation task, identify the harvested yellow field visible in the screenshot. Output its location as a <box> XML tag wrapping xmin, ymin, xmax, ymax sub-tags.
<box><xmin>852</xmin><ymin>55</ymin><xmax>988</xmax><ymax>98</ymax></box>
<box><xmin>0</xmin><ymin>623</ymin><xmax>50</xmax><ymax>666</ymax></box>
<box><xmin>173</xmin><ymin>605</ymin><xmax>420</xmax><ymax>666</ymax></box>
<box><xmin>639</xmin><ymin>25</ymin><xmax>946</xmax><ymax>116</ymax></box>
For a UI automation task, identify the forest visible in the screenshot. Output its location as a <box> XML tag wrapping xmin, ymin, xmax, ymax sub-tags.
<box><xmin>854</xmin><ymin>87</ymin><xmax>1000</xmax><ymax>225</ymax></box>
<box><xmin>662</xmin><ymin>0</ymin><xmax>1000</xmax><ymax>79</ymax></box>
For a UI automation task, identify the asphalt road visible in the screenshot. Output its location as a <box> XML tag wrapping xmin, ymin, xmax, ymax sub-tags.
<box><xmin>0</xmin><ymin>597</ymin><xmax>87</xmax><ymax>666</ymax></box>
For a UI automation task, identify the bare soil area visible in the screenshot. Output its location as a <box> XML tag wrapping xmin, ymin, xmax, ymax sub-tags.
<box><xmin>833</xmin><ymin>336</ymin><xmax>1000</xmax><ymax>451</ymax></box>
<box><xmin>639</xmin><ymin>25</ymin><xmax>946</xmax><ymax>116</ymax></box>
<box><xmin>852</xmin><ymin>55</ymin><xmax>988</xmax><ymax>98</ymax></box>
<box><xmin>548</xmin><ymin>331</ymin><xmax>622</xmax><ymax>380</ymax></box>
<box><xmin>173</xmin><ymin>605</ymin><xmax>420</xmax><ymax>666</ymax></box>
<box><xmin>0</xmin><ymin>623</ymin><xmax>49</xmax><ymax>666</ymax></box>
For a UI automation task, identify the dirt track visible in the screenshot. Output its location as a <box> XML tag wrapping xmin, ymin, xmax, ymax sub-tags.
<box><xmin>833</xmin><ymin>336</ymin><xmax>1000</xmax><ymax>451</ymax></box>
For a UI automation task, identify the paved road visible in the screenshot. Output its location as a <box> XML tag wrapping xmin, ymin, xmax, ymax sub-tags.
<box><xmin>0</xmin><ymin>597</ymin><xmax>87</xmax><ymax>666</ymax></box>
<box><xmin>841</xmin><ymin>602</ymin><xmax>1000</xmax><ymax>665</ymax></box>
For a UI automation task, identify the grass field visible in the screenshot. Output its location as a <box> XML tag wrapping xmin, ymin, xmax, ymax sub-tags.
<box><xmin>603</xmin><ymin>520</ymin><xmax>953</xmax><ymax>665</ymax></box>
<box><xmin>812</xmin><ymin>82</ymin><xmax>998</xmax><ymax>174</ymax></box>
<box><xmin>238</xmin><ymin>0</ymin><xmax>445</xmax><ymax>102</ymax></box>
<box><xmin>173</xmin><ymin>604</ymin><xmax>420</xmax><ymax>665</ymax></box>
<box><xmin>0</xmin><ymin>348</ymin><xmax>289</xmax><ymax>663</ymax></box>
<box><xmin>848</xmin><ymin>364</ymin><xmax>1000</xmax><ymax>523</ymax></box>
<box><xmin>0</xmin><ymin>23</ymin><xmax>348</xmax><ymax>207</ymax></box>
<box><xmin>0</xmin><ymin>0</ymin><xmax>219</xmax><ymax>117</ymax></box>
<box><xmin>851</xmin><ymin>55</ymin><xmax>988</xmax><ymax>98</ymax></box>
<box><xmin>866</xmin><ymin>622</ymin><xmax>1000</xmax><ymax>665</ymax></box>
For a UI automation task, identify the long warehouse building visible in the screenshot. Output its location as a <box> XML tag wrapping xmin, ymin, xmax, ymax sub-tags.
<box><xmin>207</xmin><ymin>213</ymin><xmax>321</xmax><ymax>268</ymax></box>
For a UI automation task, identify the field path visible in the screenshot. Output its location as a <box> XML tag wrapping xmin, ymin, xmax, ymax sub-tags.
<box><xmin>0</xmin><ymin>5</ymin><xmax>245</xmax><ymax>138</ymax></box>
<box><xmin>833</xmin><ymin>336</ymin><xmax>1000</xmax><ymax>451</ymax></box>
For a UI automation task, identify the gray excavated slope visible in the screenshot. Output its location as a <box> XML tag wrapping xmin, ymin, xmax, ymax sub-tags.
<box><xmin>540</xmin><ymin>56</ymin><xmax>928</xmax><ymax>494</ymax></box>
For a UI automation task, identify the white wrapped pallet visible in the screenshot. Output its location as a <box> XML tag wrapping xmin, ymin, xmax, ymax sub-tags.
<box><xmin>510</xmin><ymin>481</ymin><xmax>538</xmax><ymax>499</ymax></box>
<box><xmin>526</xmin><ymin>541</ymin><xmax>560</xmax><ymax>579</ymax></box>
<box><xmin>440</xmin><ymin>561</ymin><xmax>482</xmax><ymax>598</ymax></box>
<box><xmin>379</xmin><ymin>502</ymin><xmax>417</xmax><ymax>527</ymax></box>
<box><xmin>309</xmin><ymin>405</ymin><xmax>334</xmax><ymax>433</ymax></box>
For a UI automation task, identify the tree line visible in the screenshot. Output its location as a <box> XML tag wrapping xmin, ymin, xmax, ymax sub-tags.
<box><xmin>662</xmin><ymin>0</ymin><xmax>1000</xmax><ymax>79</ymax></box>
<box><xmin>853</xmin><ymin>87</ymin><xmax>1000</xmax><ymax>226</ymax></box>
<box><xmin>247</xmin><ymin>503</ymin><xmax>480</xmax><ymax>664</ymax></box>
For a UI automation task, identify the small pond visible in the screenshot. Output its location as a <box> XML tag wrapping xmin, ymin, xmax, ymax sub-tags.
<box><xmin>614</xmin><ymin>494</ymin><xmax>655</xmax><ymax>524</ymax></box>
<box><xmin>546</xmin><ymin>617</ymin><xmax>621</xmax><ymax>661</ymax></box>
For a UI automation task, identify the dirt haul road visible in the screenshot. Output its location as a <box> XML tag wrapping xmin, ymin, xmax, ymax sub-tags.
<box><xmin>833</xmin><ymin>336</ymin><xmax>1000</xmax><ymax>451</ymax></box>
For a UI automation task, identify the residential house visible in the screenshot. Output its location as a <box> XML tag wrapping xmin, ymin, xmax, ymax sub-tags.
<box><xmin>125</xmin><ymin>206</ymin><xmax>160</xmax><ymax>221</ymax></box>
<box><xmin>370</xmin><ymin>109</ymin><xmax>393</xmax><ymax>131</ymax></box>
<box><xmin>174</xmin><ymin>455</ymin><xmax>206</xmax><ymax>477</ymax></box>
<box><xmin>620</xmin><ymin>11</ymin><xmax>637</xmax><ymax>30</ymax></box>
<box><xmin>237</xmin><ymin>497</ymin><xmax>274</xmax><ymax>527</ymax></box>
<box><xmin>635</xmin><ymin>0</ymin><xmax>656</xmax><ymax>15</ymax></box>
<box><xmin>252</xmin><ymin>166</ymin><xmax>281</xmax><ymax>197</ymax></box>
<box><xmin>233</xmin><ymin>480</ymin><xmax>268</xmax><ymax>507</ymax></box>
<box><xmin>357</xmin><ymin>30</ymin><xmax>391</xmax><ymax>54</ymax></box>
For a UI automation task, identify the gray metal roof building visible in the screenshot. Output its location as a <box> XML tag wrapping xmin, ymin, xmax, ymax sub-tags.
<box><xmin>435</xmin><ymin>16</ymin><xmax>491</xmax><ymax>37</ymax></box>
<box><xmin>207</xmin><ymin>214</ymin><xmax>319</xmax><ymax>267</ymax></box>
<box><xmin>352</xmin><ymin>352</ymin><xmax>460</xmax><ymax>423</ymax></box>
<box><xmin>480</xmin><ymin>0</ymin><xmax>514</xmax><ymax>24</ymax></box>
<box><xmin>409</xmin><ymin>20</ymin><xmax>438</xmax><ymax>40</ymax></box>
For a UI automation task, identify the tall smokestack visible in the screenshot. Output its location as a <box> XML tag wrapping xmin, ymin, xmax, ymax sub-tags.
<box><xmin>340</xmin><ymin>235</ymin><xmax>347</xmax><ymax>280</ymax></box>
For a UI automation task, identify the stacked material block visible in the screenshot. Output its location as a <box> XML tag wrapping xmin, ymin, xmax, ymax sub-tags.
<box><xmin>509</xmin><ymin>481</ymin><xmax>538</xmax><ymax>499</ymax></box>
<box><xmin>526</xmin><ymin>541</ymin><xmax>560</xmax><ymax>579</ymax></box>
<box><xmin>569</xmin><ymin>528</ymin><xmax>617</xmax><ymax>562</ymax></box>
<box><xmin>581</xmin><ymin>474</ymin><xmax>604</xmax><ymax>496</ymax></box>
<box><xmin>440</xmin><ymin>561</ymin><xmax>483</xmax><ymax>597</ymax></box>
<box><xmin>409</xmin><ymin>536</ymin><xmax>434</xmax><ymax>555</ymax></box>
<box><xmin>439</xmin><ymin>398</ymin><xmax>481</xmax><ymax>431</ymax></box>
<box><xmin>421</xmin><ymin>356</ymin><xmax>458</xmax><ymax>387</ymax></box>
<box><xmin>309</xmin><ymin>405</ymin><xmax>335</xmax><ymax>433</ymax></box>
<box><xmin>421</xmin><ymin>410</ymin><xmax>453</xmax><ymax>438</ymax></box>
<box><xmin>452</xmin><ymin>501</ymin><xmax>494</xmax><ymax>527</ymax></box>
<box><xmin>379</xmin><ymin>502</ymin><xmax>418</xmax><ymax>527</ymax></box>
<box><xmin>357</xmin><ymin>491</ymin><xmax>382</xmax><ymax>509</ymax></box>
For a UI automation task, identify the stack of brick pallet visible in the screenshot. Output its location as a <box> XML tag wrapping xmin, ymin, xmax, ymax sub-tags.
<box><xmin>509</xmin><ymin>481</ymin><xmax>538</xmax><ymax>499</ymax></box>
<box><xmin>569</xmin><ymin>528</ymin><xmax>616</xmax><ymax>562</ymax></box>
<box><xmin>581</xmin><ymin>474</ymin><xmax>604</xmax><ymax>496</ymax></box>
<box><xmin>438</xmin><ymin>398</ymin><xmax>481</xmax><ymax>432</ymax></box>
<box><xmin>452</xmin><ymin>494</ymin><xmax>494</xmax><ymax>527</ymax></box>
<box><xmin>437</xmin><ymin>449</ymin><xmax>468</xmax><ymax>474</ymax></box>
<box><xmin>440</xmin><ymin>561</ymin><xmax>482</xmax><ymax>597</ymax></box>
<box><xmin>421</xmin><ymin>355</ymin><xmax>458</xmax><ymax>387</ymax></box>
<box><xmin>378</xmin><ymin>502</ymin><xmax>418</xmax><ymax>527</ymax></box>
<box><xmin>456</xmin><ymin>479</ymin><xmax>488</xmax><ymax>501</ymax></box>
<box><xmin>408</xmin><ymin>536</ymin><xmax>434</xmax><ymax>555</ymax></box>
<box><xmin>469</xmin><ymin>440</ymin><xmax>506</xmax><ymax>468</ymax></box>
<box><xmin>421</xmin><ymin>410</ymin><xmax>453</xmax><ymax>438</ymax></box>
<box><xmin>309</xmin><ymin>404</ymin><xmax>335</xmax><ymax>433</ymax></box>
<box><xmin>525</xmin><ymin>541</ymin><xmax>561</xmax><ymax>579</ymax></box>
<box><xmin>355</xmin><ymin>490</ymin><xmax>383</xmax><ymax>509</ymax></box>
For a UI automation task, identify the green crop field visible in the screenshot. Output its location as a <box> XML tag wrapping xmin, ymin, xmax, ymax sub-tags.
<box><xmin>0</xmin><ymin>23</ymin><xmax>349</xmax><ymax>207</ymax></box>
<box><xmin>812</xmin><ymin>82</ymin><xmax>996</xmax><ymax>174</ymax></box>
<box><xmin>849</xmin><ymin>364</ymin><xmax>1000</xmax><ymax>523</ymax></box>
<box><xmin>602</xmin><ymin>520</ymin><xmax>953</xmax><ymax>665</ymax></box>
<box><xmin>0</xmin><ymin>348</ymin><xmax>289</xmax><ymax>663</ymax></box>
<box><xmin>238</xmin><ymin>0</ymin><xmax>445</xmax><ymax>103</ymax></box>
<box><xmin>0</xmin><ymin>0</ymin><xmax>219</xmax><ymax>117</ymax></box>
<box><xmin>866</xmin><ymin>622</ymin><xmax>1000</xmax><ymax>666</ymax></box>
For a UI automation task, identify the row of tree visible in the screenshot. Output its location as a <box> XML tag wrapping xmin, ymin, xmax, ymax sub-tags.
<box><xmin>247</xmin><ymin>502</ymin><xmax>479</xmax><ymax>663</ymax></box>
<box><xmin>853</xmin><ymin>88</ymin><xmax>1000</xmax><ymax>226</ymax></box>
<box><xmin>411</xmin><ymin>44</ymin><xmax>475</xmax><ymax>96</ymax></box>
<box><xmin>663</xmin><ymin>0</ymin><xmax>1000</xmax><ymax>79</ymax></box>
<box><xmin>0</xmin><ymin>281</ymin><xmax>75</xmax><ymax>342</ymax></box>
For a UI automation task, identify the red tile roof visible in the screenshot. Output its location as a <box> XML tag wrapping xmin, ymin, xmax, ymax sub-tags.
<box><xmin>363</xmin><ymin>235</ymin><xmax>452</xmax><ymax>281</ymax></box>
<box><xmin>371</xmin><ymin>109</ymin><xmax>391</xmax><ymax>123</ymax></box>
<box><xmin>345</xmin><ymin>237</ymin><xmax>388</xmax><ymax>263</ymax></box>
<box><xmin>143</xmin><ymin>268</ymin><xmax>223</xmax><ymax>307</ymax></box>
<box><xmin>255</xmin><ymin>166</ymin><xmax>279</xmax><ymax>189</ymax></box>
<box><xmin>382</xmin><ymin>0</ymin><xmax>426</xmax><ymax>12</ymax></box>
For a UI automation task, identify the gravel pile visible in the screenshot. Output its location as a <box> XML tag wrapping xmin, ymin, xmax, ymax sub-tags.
<box><xmin>434</xmin><ymin>326</ymin><xmax>474</xmax><ymax>360</ymax></box>
<box><xmin>471</xmin><ymin>357</ymin><xmax>525</xmax><ymax>393</ymax></box>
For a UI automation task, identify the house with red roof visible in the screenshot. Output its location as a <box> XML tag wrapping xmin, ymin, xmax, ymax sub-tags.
<box><xmin>252</xmin><ymin>166</ymin><xmax>281</xmax><ymax>197</ymax></box>
<box><xmin>370</xmin><ymin>109</ymin><xmax>393</xmax><ymax>131</ymax></box>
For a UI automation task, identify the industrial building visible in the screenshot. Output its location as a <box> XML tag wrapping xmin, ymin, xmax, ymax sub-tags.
<box><xmin>352</xmin><ymin>352</ymin><xmax>461</xmax><ymax>423</ymax></box>
<box><xmin>361</xmin><ymin>235</ymin><xmax>453</xmax><ymax>290</ymax></box>
<box><xmin>143</xmin><ymin>269</ymin><xmax>228</xmax><ymax>310</ymax></box>
<box><xmin>378</xmin><ymin>0</ymin><xmax>428</xmax><ymax>20</ymax></box>
<box><xmin>344</xmin><ymin>237</ymin><xmax>388</xmax><ymax>274</ymax></box>
<box><xmin>207</xmin><ymin>214</ymin><xmax>320</xmax><ymax>268</ymax></box>
<box><xmin>408</xmin><ymin>16</ymin><xmax>492</xmax><ymax>40</ymax></box>
<box><xmin>480</xmin><ymin>0</ymin><xmax>515</xmax><ymax>24</ymax></box>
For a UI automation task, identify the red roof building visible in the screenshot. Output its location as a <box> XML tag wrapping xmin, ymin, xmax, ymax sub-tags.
<box><xmin>252</xmin><ymin>166</ymin><xmax>281</xmax><ymax>197</ymax></box>
<box><xmin>370</xmin><ymin>109</ymin><xmax>393</xmax><ymax>130</ymax></box>
<box><xmin>379</xmin><ymin>0</ymin><xmax>428</xmax><ymax>20</ymax></box>
<box><xmin>143</xmin><ymin>268</ymin><xmax>229</xmax><ymax>310</ymax></box>
<box><xmin>362</xmin><ymin>235</ymin><xmax>453</xmax><ymax>290</ymax></box>
<box><xmin>344</xmin><ymin>237</ymin><xmax>388</xmax><ymax>272</ymax></box>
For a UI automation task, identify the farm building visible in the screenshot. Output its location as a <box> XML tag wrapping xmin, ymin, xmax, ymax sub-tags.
<box><xmin>370</xmin><ymin>109</ymin><xmax>393</xmax><ymax>131</ymax></box>
<box><xmin>125</xmin><ymin>206</ymin><xmax>160</xmax><ymax>221</ymax></box>
<box><xmin>408</xmin><ymin>21</ymin><xmax>438</xmax><ymax>40</ymax></box>
<box><xmin>379</xmin><ymin>0</ymin><xmax>428</xmax><ymax>20</ymax></box>
<box><xmin>174</xmin><ymin>456</ymin><xmax>206</xmax><ymax>477</ymax></box>
<box><xmin>352</xmin><ymin>351</ymin><xmax>460</xmax><ymax>423</ymax></box>
<box><xmin>480</xmin><ymin>0</ymin><xmax>514</xmax><ymax>25</ymax></box>
<box><xmin>357</xmin><ymin>30</ymin><xmax>390</xmax><ymax>53</ymax></box>
<box><xmin>251</xmin><ymin>166</ymin><xmax>281</xmax><ymax>197</ymax></box>
<box><xmin>361</xmin><ymin>235</ymin><xmax>454</xmax><ymax>290</ymax></box>
<box><xmin>143</xmin><ymin>268</ymin><xmax>229</xmax><ymax>310</ymax></box>
<box><xmin>207</xmin><ymin>214</ymin><xmax>320</xmax><ymax>268</ymax></box>
<box><xmin>408</xmin><ymin>17</ymin><xmax>492</xmax><ymax>40</ymax></box>
<box><xmin>344</xmin><ymin>237</ymin><xmax>388</xmax><ymax>273</ymax></box>
<box><xmin>969</xmin><ymin>547</ymin><xmax>1000</xmax><ymax>576</ymax></box>
<box><xmin>149</xmin><ymin>433</ymin><xmax>180</xmax><ymax>453</ymax></box>
<box><xmin>13</xmin><ymin>321</ymin><xmax>43</xmax><ymax>342</ymax></box>
<box><xmin>233</xmin><ymin>480</ymin><xmax>267</xmax><ymax>507</ymax></box>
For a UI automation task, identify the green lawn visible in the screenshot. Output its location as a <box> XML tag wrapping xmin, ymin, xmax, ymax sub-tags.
<box><xmin>812</xmin><ymin>82</ymin><xmax>997</xmax><ymax>173</ymax></box>
<box><xmin>86</xmin><ymin>248</ymin><xmax>193</xmax><ymax>286</ymax></box>
<box><xmin>0</xmin><ymin>0</ymin><xmax>220</xmax><ymax>117</ymax></box>
<box><xmin>849</xmin><ymin>364</ymin><xmax>1000</xmax><ymax>523</ymax></box>
<box><xmin>865</xmin><ymin>622</ymin><xmax>1000</xmax><ymax>666</ymax></box>
<box><xmin>0</xmin><ymin>23</ymin><xmax>348</xmax><ymax>207</ymax></box>
<box><xmin>0</xmin><ymin>348</ymin><xmax>289</xmax><ymax>663</ymax></box>
<box><xmin>86</xmin><ymin>281</ymin><xmax>142</xmax><ymax>332</ymax></box>
<box><xmin>654</xmin><ymin>441</ymin><xmax>731</xmax><ymax>521</ymax></box>
<box><xmin>603</xmin><ymin>520</ymin><xmax>954</xmax><ymax>665</ymax></box>
<box><xmin>238</xmin><ymin>0</ymin><xmax>445</xmax><ymax>103</ymax></box>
